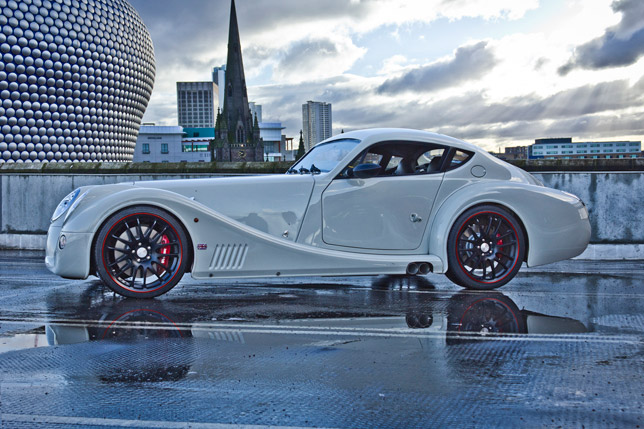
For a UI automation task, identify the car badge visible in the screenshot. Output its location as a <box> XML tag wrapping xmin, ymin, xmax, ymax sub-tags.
<box><xmin>197</xmin><ymin>244</ymin><xmax>207</xmax><ymax>250</ymax></box>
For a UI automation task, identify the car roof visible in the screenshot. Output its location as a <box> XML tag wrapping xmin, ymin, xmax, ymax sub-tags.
<box><xmin>323</xmin><ymin>128</ymin><xmax>482</xmax><ymax>153</ymax></box>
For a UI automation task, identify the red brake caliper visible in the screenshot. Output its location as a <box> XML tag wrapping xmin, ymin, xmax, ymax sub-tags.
<box><xmin>495</xmin><ymin>234</ymin><xmax>503</xmax><ymax>258</ymax></box>
<box><xmin>157</xmin><ymin>235</ymin><xmax>170</xmax><ymax>276</ymax></box>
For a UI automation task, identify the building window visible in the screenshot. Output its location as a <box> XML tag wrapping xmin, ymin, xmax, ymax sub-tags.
<box><xmin>236</xmin><ymin>126</ymin><xmax>244</xmax><ymax>143</ymax></box>
<box><xmin>142</xmin><ymin>143</ymin><xmax>150</xmax><ymax>154</ymax></box>
<box><xmin>161</xmin><ymin>143</ymin><xmax>169</xmax><ymax>154</ymax></box>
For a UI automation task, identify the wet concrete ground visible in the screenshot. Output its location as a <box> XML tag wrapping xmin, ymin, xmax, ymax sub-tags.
<box><xmin>0</xmin><ymin>251</ymin><xmax>643</xmax><ymax>428</ymax></box>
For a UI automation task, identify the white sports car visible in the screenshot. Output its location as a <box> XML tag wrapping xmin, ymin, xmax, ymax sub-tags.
<box><xmin>46</xmin><ymin>128</ymin><xmax>591</xmax><ymax>298</ymax></box>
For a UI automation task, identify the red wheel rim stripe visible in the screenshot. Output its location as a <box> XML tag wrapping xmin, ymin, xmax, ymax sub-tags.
<box><xmin>455</xmin><ymin>211</ymin><xmax>520</xmax><ymax>284</ymax></box>
<box><xmin>101</xmin><ymin>212</ymin><xmax>183</xmax><ymax>294</ymax></box>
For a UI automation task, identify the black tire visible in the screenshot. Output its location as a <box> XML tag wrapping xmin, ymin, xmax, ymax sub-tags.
<box><xmin>445</xmin><ymin>205</ymin><xmax>525</xmax><ymax>290</ymax></box>
<box><xmin>94</xmin><ymin>206</ymin><xmax>190</xmax><ymax>298</ymax></box>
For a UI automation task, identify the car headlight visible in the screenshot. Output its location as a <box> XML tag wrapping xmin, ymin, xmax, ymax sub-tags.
<box><xmin>51</xmin><ymin>188</ymin><xmax>84</xmax><ymax>222</ymax></box>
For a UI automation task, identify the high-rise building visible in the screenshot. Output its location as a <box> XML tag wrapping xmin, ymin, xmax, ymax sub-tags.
<box><xmin>212</xmin><ymin>0</ymin><xmax>263</xmax><ymax>162</ymax></box>
<box><xmin>212</xmin><ymin>65</ymin><xmax>226</xmax><ymax>110</ymax></box>
<box><xmin>176</xmin><ymin>82</ymin><xmax>218</xmax><ymax>128</ymax></box>
<box><xmin>302</xmin><ymin>101</ymin><xmax>332</xmax><ymax>150</ymax></box>
<box><xmin>249</xmin><ymin>102</ymin><xmax>263</xmax><ymax>123</ymax></box>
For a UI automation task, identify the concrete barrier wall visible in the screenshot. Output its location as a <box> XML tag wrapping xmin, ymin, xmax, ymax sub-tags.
<box><xmin>533</xmin><ymin>172</ymin><xmax>644</xmax><ymax>245</ymax></box>
<box><xmin>0</xmin><ymin>172</ymin><xmax>642</xmax><ymax>248</ymax></box>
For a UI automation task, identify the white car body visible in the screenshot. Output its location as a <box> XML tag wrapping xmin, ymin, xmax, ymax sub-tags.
<box><xmin>46</xmin><ymin>129</ymin><xmax>591</xmax><ymax>296</ymax></box>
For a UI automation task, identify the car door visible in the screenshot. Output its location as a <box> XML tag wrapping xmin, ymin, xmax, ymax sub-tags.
<box><xmin>321</xmin><ymin>142</ymin><xmax>446</xmax><ymax>251</ymax></box>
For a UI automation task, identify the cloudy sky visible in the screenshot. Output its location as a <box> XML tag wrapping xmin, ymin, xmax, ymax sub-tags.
<box><xmin>129</xmin><ymin>0</ymin><xmax>644</xmax><ymax>150</ymax></box>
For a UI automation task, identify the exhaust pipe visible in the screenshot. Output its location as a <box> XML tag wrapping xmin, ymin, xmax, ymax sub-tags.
<box><xmin>406</xmin><ymin>262</ymin><xmax>419</xmax><ymax>275</ymax></box>
<box><xmin>418</xmin><ymin>263</ymin><xmax>431</xmax><ymax>275</ymax></box>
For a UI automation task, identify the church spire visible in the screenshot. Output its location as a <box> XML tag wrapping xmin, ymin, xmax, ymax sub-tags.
<box><xmin>213</xmin><ymin>0</ymin><xmax>263</xmax><ymax>161</ymax></box>
<box><xmin>222</xmin><ymin>0</ymin><xmax>251</xmax><ymax>136</ymax></box>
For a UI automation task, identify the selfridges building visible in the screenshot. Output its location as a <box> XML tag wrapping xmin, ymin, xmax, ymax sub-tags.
<box><xmin>0</xmin><ymin>0</ymin><xmax>155</xmax><ymax>163</ymax></box>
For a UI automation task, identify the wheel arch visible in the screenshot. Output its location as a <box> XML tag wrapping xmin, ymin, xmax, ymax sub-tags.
<box><xmin>89</xmin><ymin>203</ymin><xmax>195</xmax><ymax>277</ymax></box>
<box><xmin>450</xmin><ymin>201</ymin><xmax>530</xmax><ymax>263</ymax></box>
<box><xmin>427</xmin><ymin>184</ymin><xmax>535</xmax><ymax>273</ymax></box>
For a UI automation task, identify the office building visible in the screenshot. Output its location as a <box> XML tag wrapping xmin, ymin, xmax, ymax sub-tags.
<box><xmin>529</xmin><ymin>138</ymin><xmax>641</xmax><ymax>159</ymax></box>
<box><xmin>302</xmin><ymin>101</ymin><xmax>332</xmax><ymax>150</ymax></box>
<box><xmin>504</xmin><ymin>146</ymin><xmax>528</xmax><ymax>160</ymax></box>
<box><xmin>259</xmin><ymin>122</ymin><xmax>286</xmax><ymax>161</ymax></box>
<box><xmin>177</xmin><ymin>82</ymin><xmax>218</xmax><ymax>128</ymax></box>
<box><xmin>133</xmin><ymin>125</ymin><xmax>210</xmax><ymax>163</ymax></box>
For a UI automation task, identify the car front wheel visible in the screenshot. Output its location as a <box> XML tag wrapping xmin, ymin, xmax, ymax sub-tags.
<box><xmin>446</xmin><ymin>205</ymin><xmax>525</xmax><ymax>290</ymax></box>
<box><xmin>94</xmin><ymin>206</ymin><xmax>190</xmax><ymax>298</ymax></box>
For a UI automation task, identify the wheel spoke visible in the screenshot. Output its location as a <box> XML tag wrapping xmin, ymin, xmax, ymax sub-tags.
<box><xmin>108</xmin><ymin>254</ymin><xmax>130</xmax><ymax>267</ymax></box>
<box><xmin>489</xmin><ymin>261</ymin><xmax>497</xmax><ymax>279</ymax></box>
<box><xmin>142</xmin><ymin>266</ymin><xmax>148</xmax><ymax>289</ymax></box>
<box><xmin>497</xmin><ymin>231</ymin><xmax>514</xmax><ymax>240</ymax></box>
<box><xmin>135</xmin><ymin>217</ymin><xmax>144</xmax><ymax>241</ymax></box>
<box><xmin>495</xmin><ymin>259</ymin><xmax>509</xmax><ymax>270</ymax></box>
<box><xmin>124</xmin><ymin>222</ymin><xmax>137</xmax><ymax>242</ymax></box>
<box><xmin>150</xmin><ymin>226</ymin><xmax>169</xmax><ymax>244</ymax></box>
<box><xmin>113</xmin><ymin>261</ymin><xmax>133</xmax><ymax>278</ymax></box>
<box><xmin>465</xmin><ymin>226</ymin><xmax>477</xmax><ymax>237</ymax></box>
<box><xmin>462</xmin><ymin>252</ymin><xmax>478</xmax><ymax>267</ymax></box>
<box><xmin>493</xmin><ymin>217</ymin><xmax>503</xmax><ymax>237</ymax></box>
<box><xmin>110</xmin><ymin>235</ymin><xmax>131</xmax><ymax>247</ymax></box>
<box><xmin>143</xmin><ymin>220</ymin><xmax>157</xmax><ymax>240</ymax></box>
<box><xmin>485</xmin><ymin>215</ymin><xmax>493</xmax><ymax>237</ymax></box>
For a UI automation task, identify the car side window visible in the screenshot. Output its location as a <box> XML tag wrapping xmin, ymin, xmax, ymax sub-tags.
<box><xmin>446</xmin><ymin>149</ymin><xmax>473</xmax><ymax>171</ymax></box>
<box><xmin>415</xmin><ymin>149</ymin><xmax>444</xmax><ymax>174</ymax></box>
<box><xmin>386</xmin><ymin>156</ymin><xmax>402</xmax><ymax>171</ymax></box>
<box><xmin>364</xmin><ymin>153</ymin><xmax>384</xmax><ymax>165</ymax></box>
<box><xmin>339</xmin><ymin>141</ymin><xmax>448</xmax><ymax>179</ymax></box>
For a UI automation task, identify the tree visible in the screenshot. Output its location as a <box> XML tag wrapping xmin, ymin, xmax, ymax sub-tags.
<box><xmin>296</xmin><ymin>130</ymin><xmax>305</xmax><ymax>160</ymax></box>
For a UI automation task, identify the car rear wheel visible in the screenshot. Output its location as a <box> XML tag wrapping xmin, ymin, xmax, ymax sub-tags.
<box><xmin>446</xmin><ymin>205</ymin><xmax>525</xmax><ymax>290</ymax></box>
<box><xmin>94</xmin><ymin>206</ymin><xmax>190</xmax><ymax>298</ymax></box>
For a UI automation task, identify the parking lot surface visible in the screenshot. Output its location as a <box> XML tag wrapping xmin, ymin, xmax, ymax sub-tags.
<box><xmin>0</xmin><ymin>251</ymin><xmax>643</xmax><ymax>428</ymax></box>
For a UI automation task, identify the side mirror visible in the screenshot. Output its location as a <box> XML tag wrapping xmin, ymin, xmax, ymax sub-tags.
<box><xmin>352</xmin><ymin>163</ymin><xmax>381</xmax><ymax>179</ymax></box>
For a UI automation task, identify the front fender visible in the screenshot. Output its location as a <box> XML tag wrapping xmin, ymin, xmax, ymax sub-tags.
<box><xmin>428</xmin><ymin>182</ymin><xmax>590</xmax><ymax>271</ymax></box>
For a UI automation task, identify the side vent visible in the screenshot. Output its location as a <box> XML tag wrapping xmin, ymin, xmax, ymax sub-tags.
<box><xmin>209</xmin><ymin>244</ymin><xmax>248</xmax><ymax>270</ymax></box>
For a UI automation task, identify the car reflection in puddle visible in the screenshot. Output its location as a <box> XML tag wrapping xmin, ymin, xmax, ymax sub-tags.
<box><xmin>43</xmin><ymin>287</ymin><xmax>588</xmax><ymax>356</ymax></box>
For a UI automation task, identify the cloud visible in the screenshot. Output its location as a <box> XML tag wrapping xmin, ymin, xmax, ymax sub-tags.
<box><xmin>273</xmin><ymin>37</ymin><xmax>366</xmax><ymax>83</ymax></box>
<box><xmin>377</xmin><ymin>42</ymin><xmax>496</xmax><ymax>94</ymax></box>
<box><xmin>559</xmin><ymin>0</ymin><xmax>644</xmax><ymax>74</ymax></box>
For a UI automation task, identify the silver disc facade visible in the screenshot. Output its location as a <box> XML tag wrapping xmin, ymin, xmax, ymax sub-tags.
<box><xmin>0</xmin><ymin>0</ymin><xmax>155</xmax><ymax>163</ymax></box>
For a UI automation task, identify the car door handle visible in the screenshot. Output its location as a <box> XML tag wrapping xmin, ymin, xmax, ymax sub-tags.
<box><xmin>410</xmin><ymin>213</ymin><xmax>422</xmax><ymax>223</ymax></box>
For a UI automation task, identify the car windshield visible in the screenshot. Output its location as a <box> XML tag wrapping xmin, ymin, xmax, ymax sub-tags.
<box><xmin>289</xmin><ymin>139</ymin><xmax>360</xmax><ymax>174</ymax></box>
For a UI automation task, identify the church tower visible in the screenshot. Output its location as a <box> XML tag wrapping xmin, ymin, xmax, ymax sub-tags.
<box><xmin>212</xmin><ymin>0</ymin><xmax>262</xmax><ymax>161</ymax></box>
